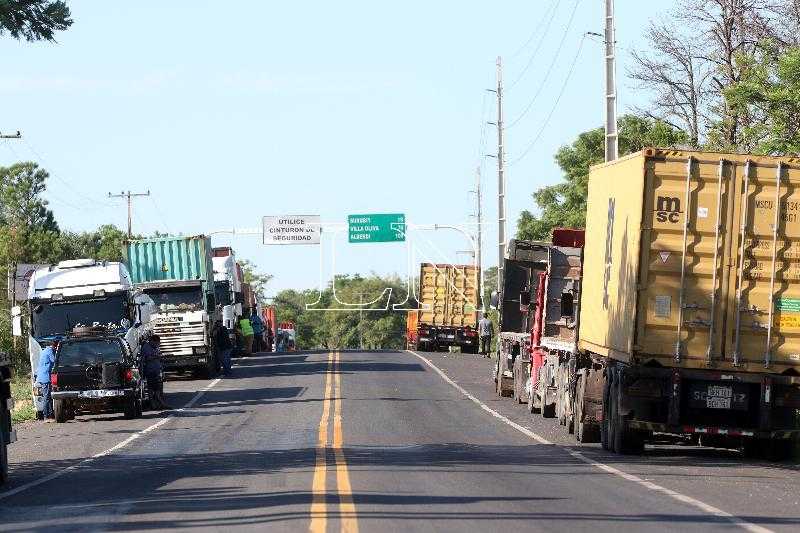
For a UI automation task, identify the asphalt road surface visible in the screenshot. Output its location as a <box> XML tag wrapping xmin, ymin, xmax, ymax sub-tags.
<box><xmin>1</xmin><ymin>350</ymin><xmax>799</xmax><ymax>532</ymax></box>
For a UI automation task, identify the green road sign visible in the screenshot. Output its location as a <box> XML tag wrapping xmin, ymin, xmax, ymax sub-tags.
<box><xmin>348</xmin><ymin>213</ymin><xmax>405</xmax><ymax>243</ymax></box>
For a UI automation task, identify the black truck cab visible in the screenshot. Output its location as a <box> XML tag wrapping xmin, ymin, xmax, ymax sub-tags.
<box><xmin>50</xmin><ymin>331</ymin><xmax>146</xmax><ymax>422</ymax></box>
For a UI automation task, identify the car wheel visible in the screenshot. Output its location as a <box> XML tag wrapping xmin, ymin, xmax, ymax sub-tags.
<box><xmin>54</xmin><ymin>400</ymin><xmax>69</xmax><ymax>423</ymax></box>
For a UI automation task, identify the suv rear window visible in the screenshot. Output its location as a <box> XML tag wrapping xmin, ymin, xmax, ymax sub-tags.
<box><xmin>58</xmin><ymin>340</ymin><xmax>124</xmax><ymax>367</ymax></box>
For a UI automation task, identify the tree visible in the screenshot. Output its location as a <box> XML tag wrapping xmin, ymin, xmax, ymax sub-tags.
<box><xmin>0</xmin><ymin>162</ymin><xmax>61</xmax><ymax>266</ymax></box>
<box><xmin>273</xmin><ymin>274</ymin><xmax>410</xmax><ymax>350</ymax></box>
<box><xmin>722</xmin><ymin>39</ymin><xmax>800</xmax><ymax>155</ymax></box>
<box><xmin>237</xmin><ymin>259</ymin><xmax>274</xmax><ymax>303</ymax></box>
<box><xmin>630</xmin><ymin>0</ymin><xmax>785</xmax><ymax>151</ymax></box>
<box><xmin>0</xmin><ymin>0</ymin><xmax>72</xmax><ymax>42</ymax></box>
<box><xmin>516</xmin><ymin>116</ymin><xmax>688</xmax><ymax>241</ymax></box>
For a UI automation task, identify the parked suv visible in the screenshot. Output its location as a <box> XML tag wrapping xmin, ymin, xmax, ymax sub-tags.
<box><xmin>51</xmin><ymin>332</ymin><xmax>146</xmax><ymax>422</ymax></box>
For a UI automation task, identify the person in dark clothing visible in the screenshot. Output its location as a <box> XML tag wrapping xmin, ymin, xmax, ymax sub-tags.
<box><xmin>141</xmin><ymin>335</ymin><xmax>170</xmax><ymax>409</ymax></box>
<box><xmin>214</xmin><ymin>322</ymin><xmax>233</xmax><ymax>375</ymax></box>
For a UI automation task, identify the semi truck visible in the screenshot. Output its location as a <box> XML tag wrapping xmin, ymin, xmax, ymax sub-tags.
<box><xmin>125</xmin><ymin>236</ymin><xmax>219</xmax><ymax>377</ymax></box>
<box><xmin>1</xmin><ymin>350</ymin><xmax>14</xmax><ymax>485</ymax></box>
<box><xmin>497</xmin><ymin>149</ymin><xmax>800</xmax><ymax>458</ymax></box>
<box><xmin>493</xmin><ymin>240</ymin><xmax>550</xmax><ymax>398</ymax></box>
<box><xmin>407</xmin><ymin>263</ymin><xmax>480</xmax><ymax>353</ymax></box>
<box><xmin>211</xmin><ymin>247</ymin><xmax>243</xmax><ymax>331</ymax></box>
<box><xmin>15</xmin><ymin>259</ymin><xmax>155</xmax><ymax>419</ymax></box>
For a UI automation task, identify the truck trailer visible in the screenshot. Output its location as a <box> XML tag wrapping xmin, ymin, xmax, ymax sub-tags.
<box><xmin>125</xmin><ymin>236</ymin><xmax>219</xmax><ymax>377</ymax></box>
<box><xmin>0</xmin><ymin>350</ymin><xmax>15</xmax><ymax>485</ymax></box>
<box><xmin>509</xmin><ymin>149</ymin><xmax>800</xmax><ymax>457</ymax></box>
<box><xmin>408</xmin><ymin>263</ymin><xmax>480</xmax><ymax>353</ymax></box>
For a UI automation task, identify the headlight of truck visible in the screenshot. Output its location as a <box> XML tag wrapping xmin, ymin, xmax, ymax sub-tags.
<box><xmin>193</xmin><ymin>346</ymin><xmax>208</xmax><ymax>355</ymax></box>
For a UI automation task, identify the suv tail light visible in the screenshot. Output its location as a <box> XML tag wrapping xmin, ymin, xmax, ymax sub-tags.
<box><xmin>124</xmin><ymin>369</ymin><xmax>134</xmax><ymax>382</ymax></box>
<box><xmin>465</xmin><ymin>328</ymin><xmax>477</xmax><ymax>337</ymax></box>
<box><xmin>50</xmin><ymin>373</ymin><xmax>58</xmax><ymax>387</ymax></box>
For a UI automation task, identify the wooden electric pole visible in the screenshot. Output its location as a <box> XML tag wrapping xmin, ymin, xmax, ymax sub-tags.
<box><xmin>108</xmin><ymin>190</ymin><xmax>151</xmax><ymax>237</ymax></box>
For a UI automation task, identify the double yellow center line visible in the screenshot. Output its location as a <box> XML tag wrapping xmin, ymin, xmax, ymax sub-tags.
<box><xmin>310</xmin><ymin>351</ymin><xmax>358</xmax><ymax>533</ymax></box>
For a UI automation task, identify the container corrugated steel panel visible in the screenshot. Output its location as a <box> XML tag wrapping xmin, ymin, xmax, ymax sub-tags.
<box><xmin>416</xmin><ymin>263</ymin><xmax>479</xmax><ymax>328</ymax></box>
<box><xmin>579</xmin><ymin>148</ymin><xmax>800</xmax><ymax>374</ymax></box>
<box><xmin>125</xmin><ymin>236</ymin><xmax>213</xmax><ymax>285</ymax></box>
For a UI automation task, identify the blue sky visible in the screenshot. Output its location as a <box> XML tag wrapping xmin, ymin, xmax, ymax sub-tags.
<box><xmin>0</xmin><ymin>0</ymin><xmax>674</xmax><ymax>295</ymax></box>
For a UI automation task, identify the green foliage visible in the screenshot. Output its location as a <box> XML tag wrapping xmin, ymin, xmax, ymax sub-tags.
<box><xmin>726</xmin><ymin>45</ymin><xmax>800</xmax><ymax>154</ymax></box>
<box><xmin>0</xmin><ymin>0</ymin><xmax>72</xmax><ymax>42</ymax></box>
<box><xmin>273</xmin><ymin>274</ymin><xmax>411</xmax><ymax>350</ymax></box>
<box><xmin>516</xmin><ymin>115</ymin><xmax>689</xmax><ymax>241</ymax></box>
<box><xmin>238</xmin><ymin>258</ymin><xmax>274</xmax><ymax>303</ymax></box>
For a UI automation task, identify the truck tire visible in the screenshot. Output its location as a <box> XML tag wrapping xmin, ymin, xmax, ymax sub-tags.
<box><xmin>54</xmin><ymin>400</ymin><xmax>69</xmax><ymax>423</ymax></box>
<box><xmin>0</xmin><ymin>406</ymin><xmax>9</xmax><ymax>485</ymax></box>
<box><xmin>601</xmin><ymin>369</ymin><xmax>611</xmax><ymax>451</ymax></box>
<box><xmin>609</xmin><ymin>367</ymin><xmax>644</xmax><ymax>455</ymax></box>
<box><xmin>575</xmin><ymin>373</ymin><xmax>596</xmax><ymax>444</ymax></box>
<box><xmin>123</xmin><ymin>396</ymin><xmax>137</xmax><ymax>419</ymax></box>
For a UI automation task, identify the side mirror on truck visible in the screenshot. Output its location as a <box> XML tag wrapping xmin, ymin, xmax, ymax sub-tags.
<box><xmin>490</xmin><ymin>291</ymin><xmax>499</xmax><ymax>310</ymax></box>
<box><xmin>11</xmin><ymin>306</ymin><xmax>21</xmax><ymax>337</ymax></box>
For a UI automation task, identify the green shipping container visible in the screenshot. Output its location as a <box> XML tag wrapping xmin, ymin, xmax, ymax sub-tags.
<box><xmin>125</xmin><ymin>235</ymin><xmax>214</xmax><ymax>286</ymax></box>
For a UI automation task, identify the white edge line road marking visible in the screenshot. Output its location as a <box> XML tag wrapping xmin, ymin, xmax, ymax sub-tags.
<box><xmin>407</xmin><ymin>350</ymin><xmax>773</xmax><ymax>533</ymax></box>
<box><xmin>0</xmin><ymin>377</ymin><xmax>223</xmax><ymax>501</ymax></box>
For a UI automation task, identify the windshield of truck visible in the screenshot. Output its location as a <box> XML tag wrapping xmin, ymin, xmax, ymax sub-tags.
<box><xmin>57</xmin><ymin>339</ymin><xmax>124</xmax><ymax>367</ymax></box>
<box><xmin>31</xmin><ymin>293</ymin><xmax>128</xmax><ymax>338</ymax></box>
<box><xmin>145</xmin><ymin>286</ymin><xmax>203</xmax><ymax>311</ymax></box>
<box><xmin>214</xmin><ymin>280</ymin><xmax>232</xmax><ymax>306</ymax></box>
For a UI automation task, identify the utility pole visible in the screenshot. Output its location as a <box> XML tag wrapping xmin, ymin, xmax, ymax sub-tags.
<box><xmin>495</xmin><ymin>56</ymin><xmax>506</xmax><ymax>293</ymax></box>
<box><xmin>359</xmin><ymin>292</ymin><xmax>364</xmax><ymax>350</ymax></box>
<box><xmin>108</xmin><ymin>190</ymin><xmax>151</xmax><ymax>238</ymax></box>
<box><xmin>474</xmin><ymin>165</ymin><xmax>483</xmax><ymax>309</ymax></box>
<box><xmin>604</xmin><ymin>0</ymin><xmax>618</xmax><ymax>162</ymax></box>
<box><xmin>2</xmin><ymin>131</ymin><xmax>22</xmax><ymax>349</ymax></box>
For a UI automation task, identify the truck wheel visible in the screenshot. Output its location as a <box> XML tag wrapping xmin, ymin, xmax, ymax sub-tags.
<box><xmin>54</xmin><ymin>400</ymin><xmax>69</xmax><ymax>423</ymax></box>
<box><xmin>0</xmin><ymin>407</ymin><xmax>9</xmax><ymax>485</ymax></box>
<box><xmin>123</xmin><ymin>397</ymin><xmax>137</xmax><ymax>419</ymax></box>
<box><xmin>609</xmin><ymin>368</ymin><xmax>644</xmax><ymax>455</ymax></box>
<box><xmin>601</xmin><ymin>369</ymin><xmax>611</xmax><ymax>451</ymax></box>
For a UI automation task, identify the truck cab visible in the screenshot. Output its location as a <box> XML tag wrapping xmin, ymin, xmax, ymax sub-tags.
<box><xmin>212</xmin><ymin>251</ymin><xmax>243</xmax><ymax>332</ymax></box>
<box><xmin>21</xmin><ymin>259</ymin><xmax>155</xmax><ymax>419</ymax></box>
<box><xmin>139</xmin><ymin>280</ymin><xmax>217</xmax><ymax>376</ymax></box>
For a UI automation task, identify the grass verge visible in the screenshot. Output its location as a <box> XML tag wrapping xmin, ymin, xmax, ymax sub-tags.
<box><xmin>10</xmin><ymin>373</ymin><xmax>34</xmax><ymax>423</ymax></box>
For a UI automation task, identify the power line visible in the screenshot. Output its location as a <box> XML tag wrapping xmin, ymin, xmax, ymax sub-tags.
<box><xmin>505</xmin><ymin>0</ymin><xmax>561</xmax><ymax>91</ymax></box>
<box><xmin>108</xmin><ymin>190</ymin><xmax>151</xmax><ymax>237</ymax></box>
<box><xmin>21</xmin><ymin>137</ymin><xmax>111</xmax><ymax>209</ymax></box>
<box><xmin>507</xmin><ymin>0</ymin><xmax>558</xmax><ymax>61</ymax></box>
<box><xmin>507</xmin><ymin>35</ymin><xmax>587</xmax><ymax>167</ymax></box>
<box><xmin>506</xmin><ymin>0</ymin><xmax>581</xmax><ymax>129</ymax></box>
<box><xmin>149</xmin><ymin>195</ymin><xmax>172</xmax><ymax>235</ymax></box>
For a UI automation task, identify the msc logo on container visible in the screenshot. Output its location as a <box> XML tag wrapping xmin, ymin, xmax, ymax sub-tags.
<box><xmin>655</xmin><ymin>196</ymin><xmax>681</xmax><ymax>223</ymax></box>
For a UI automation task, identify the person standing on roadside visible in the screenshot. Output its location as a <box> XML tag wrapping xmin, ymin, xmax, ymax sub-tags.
<box><xmin>250</xmin><ymin>310</ymin><xmax>265</xmax><ymax>353</ymax></box>
<box><xmin>478</xmin><ymin>313</ymin><xmax>493</xmax><ymax>357</ymax></box>
<box><xmin>238</xmin><ymin>315</ymin><xmax>254</xmax><ymax>355</ymax></box>
<box><xmin>214</xmin><ymin>322</ymin><xmax>233</xmax><ymax>375</ymax></box>
<box><xmin>142</xmin><ymin>335</ymin><xmax>171</xmax><ymax>409</ymax></box>
<box><xmin>35</xmin><ymin>340</ymin><xmax>59</xmax><ymax>421</ymax></box>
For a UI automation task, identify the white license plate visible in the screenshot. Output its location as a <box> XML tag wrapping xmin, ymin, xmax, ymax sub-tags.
<box><xmin>706</xmin><ymin>385</ymin><xmax>732</xmax><ymax>409</ymax></box>
<box><xmin>78</xmin><ymin>389</ymin><xmax>124</xmax><ymax>398</ymax></box>
<box><xmin>446</xmin><ymin>335</ymin><xmax>455</xmax><ymax>339</ymax></box>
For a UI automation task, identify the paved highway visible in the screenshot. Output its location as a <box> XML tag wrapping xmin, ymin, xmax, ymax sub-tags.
<box><xmin>1</xmin><ymin>350</ymin><xmax>799</xmax><ymax>532</ymax></box>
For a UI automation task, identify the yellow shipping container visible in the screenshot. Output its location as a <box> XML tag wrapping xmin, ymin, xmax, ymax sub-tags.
<box><xmin>416</xmin><ymin>263</ymin><xmax>479</xmax><ymax>328</ymax></box>
<box><xmin>580</xmin><ymin>148</ymin><xmax>800</xmax><ymax>375</ymax></box>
